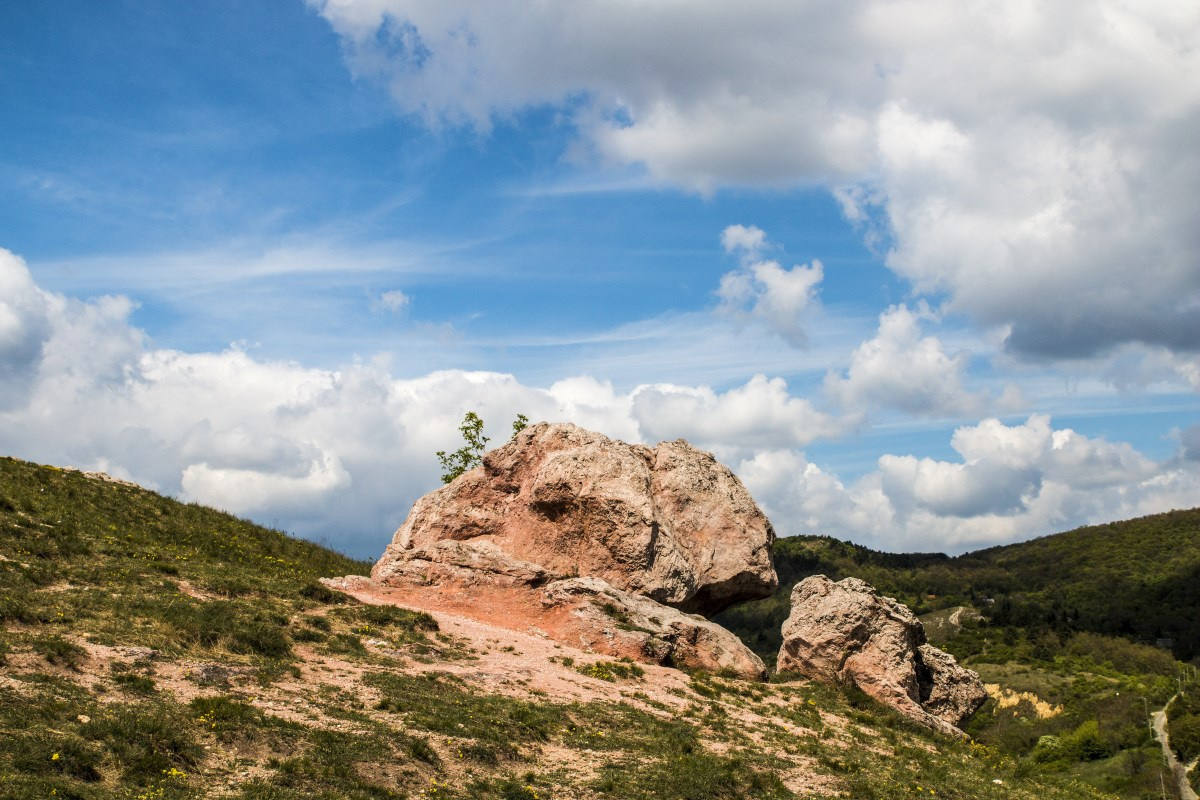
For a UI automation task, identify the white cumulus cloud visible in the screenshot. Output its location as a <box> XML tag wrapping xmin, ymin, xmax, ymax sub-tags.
<box><xmin>739</xmin><ymin>414</ymin><xmax>1194</xmax><ymax>553</ymax></box>
<box><xmin>0</xmin><ymin>251</ymin><xmax>844</xmax><ymax>556</ymax></box>
<box><xmin>311</xmin><ymin>0</ymin><xmax>1200</xmax><ymax>370</ymax></box>
<box><xmin>824</xmin><ymin>304</ymin><xmax>989</xmax><ymax>417</ymax></box>
<box><xmin>631</xmin><ymin>374</ymin><xmax>847</xmax><ymax>456</ymax></box>
<box><xmin>716</xmin><ymin>225</ymin><xmax>823</xmax><ymax>346</ymax></box>
<box><xmin>0</xmin><ymin>249</ymin><xmax>56</xmax><ymax>410</ymax></box>
<box><xmin>2</xmin><ymin>250</ymin><xmax>1194</xmax><ymax>557</ymax></box>
<box><xmin>737</xmin><ymin>449</ymin><xmax>895</xmax><ymax>541</ymax></box>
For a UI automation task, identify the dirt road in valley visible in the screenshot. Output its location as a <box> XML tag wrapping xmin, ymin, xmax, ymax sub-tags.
<box><xmin>1153</xmin><ymin>699</ymin><xmax>1198</xmax><ymax>800</ymax></box>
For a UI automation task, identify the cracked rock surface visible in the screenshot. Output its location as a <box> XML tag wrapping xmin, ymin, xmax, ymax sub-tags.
<box><xmin>777</xmin><ymin>575</ymin><xmax>987</xmax><ymax>736</ymax></box>
<box><xmin>376</xmin><ymin>422</ymin><xmax>777</xmax><ymax>616</ymax></box>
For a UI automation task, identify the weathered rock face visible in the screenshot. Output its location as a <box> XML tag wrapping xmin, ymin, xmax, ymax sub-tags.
<box><xmin>375</xmin><ymin>422</ymin><xmax>777</xmax><ymax>615</ymax></box>
<box><xmin>372</xmin><ymin>540</ymin><xmax>552</xmax><ymax>589</ymax></box>
<box><xmin>777</xmin><ymin>575</ymin><xmax>987</xmax><ymax>737</ymax></box>
<box><xmin>540</xmin><ymin>577</ymin><xmax>768</xmax><ymax>680</ymax></box>
<box><xmin>355</xmin><ymin>422</ymin><xmax>775</xmax><ymax>680</ymax></box>
<box><xmin>916</xmin><ymin>643</ymin><xmax>989</xmax><ymax>729</ymax></box>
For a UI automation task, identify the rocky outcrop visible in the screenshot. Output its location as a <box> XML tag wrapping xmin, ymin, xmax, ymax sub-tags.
<box><xmin>375</xmin><ymin>422</ymin><xmax>777</xmax><ymax>615</ymax></box>
<box><xmin>915</xmin><ymin>644</ymin><xmax>988</xmax><ymax>729</ymax></box>
<box><xmin>777</xmin><ymin>575</ymin><xmax>987</xmax><ymax>737</ymax></box>
<box><xmin>346</xmin><ymin>422</ymin><xmax>775</xmax><ymax>680</ymax></box>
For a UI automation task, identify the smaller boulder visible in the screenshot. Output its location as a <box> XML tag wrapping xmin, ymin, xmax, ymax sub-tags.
<box><xmin>777</xmin><ymin>575</ymin><xmax>986</xmax><ymax>737</ymax></box>
<box><xmin>917</xmin><ymin>643</ymin><xmax>988</xmax><ymax>730</ymax></box>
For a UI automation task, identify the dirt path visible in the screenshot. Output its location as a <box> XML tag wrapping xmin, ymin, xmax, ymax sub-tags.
<box><xmin>1153</xmin><ymin>698</ymin><xmax>1198</xmax><ymax>800</ymax></box>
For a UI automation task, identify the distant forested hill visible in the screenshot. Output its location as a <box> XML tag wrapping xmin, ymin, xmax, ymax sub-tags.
<box><xmin>717</xmin><ymin>508</ymin><xmax>1200</xmax><ymax>663</ymax></box>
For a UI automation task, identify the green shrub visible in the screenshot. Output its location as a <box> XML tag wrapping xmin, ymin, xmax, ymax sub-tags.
<box><xmin>1064</xmin><ymin>632</ymin><xmax>1179</xmax><ymax>677</ymax></box>
<box><xmin>305</xmin><ymin>615</ymin><xmax>331</xmax><ymax>632</ymax></box>
<box><xmin>352</xmin><ymin>602</ymin><xmax>438</xmax><ymax>632</ymax></box>
<box><xmin>291</xmin><ymin>626</ymin><xmax>326</xmax><ymax>643</ymax></box>
<box><xmin>161</xmin><ymin>599</ymin><xmax>292</xmax><ymax>659</ymax></box>
<box><xmin>204</xmin><ymin>576</ymin><xmax>256</xmax><ymax>597</ymax></box>
<box><xmin>112</xmin><ymin>671</ymin><xmax>157</xmax><ymax>694</ymax></box>
<box><xmin>370</xmin><ymin>671</ymin><xmax>566</xmax><ymax>759</ymax></box>
<box><xmin>228</xmin><ymin>619</ymin><xmax>292</xmax><ymax>658</ymax></box>
<box><xmin>190</xmin><ymin>695</ymin><xmax>264</xmax><ymax>740</ymax></box>
<box><xmin>589</xmin><ymin>720</ymin><xmax>790</xmax><ymax>800</ymax></box>
<box><xmin>151</xmin><ymin>560</ymin><xmax>181</xmax><ymax>575</ymax></box>
<box><xmin>298</xmin><ymin>581</ymin><xmax>348</xmax><ymax>604</ymax></box>
<box><xmin>1169</xmin><ymin>712</ymin><xmax>1200</xmax><ymax>763</ymax></box>
<box><xmin>0</xmin><ymin>588</ymin><xmax>41</xmax><ymax>624</ymax></box>
<box><xmin>467</xmin><ymin>773</ymin><xmax>548</xmax><ymax>799</ymax></box>
<box><xmin>1033</xmin><ymin>735</ymin><xmax>1065</xmax><ymax>763</ymax></box>
<box><xmin>577</xmin><ymin>659</ymin><xmax>645</xmax><ymax>682</ymax></box>
<box><xmin>234</xmin><ymin>780</ymin><xmax>307</xmax><ymax>799</ymax></box>
<box><xmin>405</xmin><ymin>735</ymin><xmax>440</xmax><ymax>766</ymax></box>
<box><xmin>250</xmin><ymin>728</ymin><xmax>397</xmax><ymax>799</ymax></box>
<box><xmin>323</xmin><ymin>632</ymin><xmax>367</xmax><ymax>656</ymax></box>
<box><xmin>1063</xmin><ymin>719</ymin><xmax>1113</xmax><ymax>762</ymax></box>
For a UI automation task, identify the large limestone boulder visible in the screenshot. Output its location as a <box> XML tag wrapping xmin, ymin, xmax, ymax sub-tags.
<box><xmin>374</xmin><ymin>422</ymin><xmax>777</xmax><ymax>615</ymax></box>
<box><xmin>777</xmin><ymin>575</ymin><xmax>987</xmax><ymax>737</ymax></box>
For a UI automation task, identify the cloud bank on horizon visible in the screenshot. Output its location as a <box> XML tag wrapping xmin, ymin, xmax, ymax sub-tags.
<box><xmin>0</xmin><ymin>0</ymin><xmax>1197</xmax><ymax>557</ymax></box>
<box><xmin>2</xmin><ymin>247</ymin><xmax>1196</xmax><ymax>557</ymax></box>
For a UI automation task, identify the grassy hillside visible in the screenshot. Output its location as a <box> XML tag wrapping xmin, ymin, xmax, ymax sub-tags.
<box><xmin>0</xmin><ymin>455</ymin><xmax>1136</xmax><ymax>800</ymax></box>
<box><xmin>0</xmin><ymin>457</ymin><xmax>372</xmax><ymax>651</ymax></box>
<box><xmin>716</xmin><ymin>511</ymin><xmax>1200</xmax><ymax>798</ymax></box>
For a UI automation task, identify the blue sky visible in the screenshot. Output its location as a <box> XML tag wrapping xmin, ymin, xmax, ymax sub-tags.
<box><xmin>2</xmin><ymin>0</ymin><xmax>1197</xmax><ymax>558</ymax></box>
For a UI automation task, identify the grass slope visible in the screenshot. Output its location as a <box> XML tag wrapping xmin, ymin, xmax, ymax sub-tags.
<box><xmin>716</xmin><ymin>510</ymin><xmax>1200</xmax><ymax>798</ymax></box>
<box><xmin>0</xmin><ymin>455</ymin><xmax>1160</xmax><ymax>799</ymax></box>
